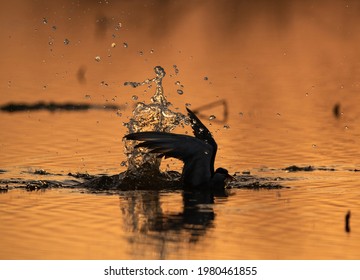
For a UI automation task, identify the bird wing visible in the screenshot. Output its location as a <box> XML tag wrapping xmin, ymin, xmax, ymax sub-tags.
<box><xmin>125</xmin><ymin>131</ymin><xmax>213</xmax><ymax>186</ymax></box>
<box><xmin>186</xmin><ymin>107</ymin><xmax>217</xmax><ymax>175</ymax></box>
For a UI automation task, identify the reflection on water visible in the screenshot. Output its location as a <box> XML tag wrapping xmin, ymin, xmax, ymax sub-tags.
<box><xmin>119</xmin><ymin>189</ymin><xmax>227</xmax><ymax>259</ymax></box>
<box><xmin>1</xmin><ymin>0</ymin><xmax>360</xmax><ymax>260</ymax></box>
<box><xmin>1</xmin><ymin>180</ymin><xmax>359</xmax><ymax>260</ymax></box>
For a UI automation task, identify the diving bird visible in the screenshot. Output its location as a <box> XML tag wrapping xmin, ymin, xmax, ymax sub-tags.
<box><xmin>124</xmin><ymin>108</ymin><xmax>232</xmax><ymax>189</ymax></box>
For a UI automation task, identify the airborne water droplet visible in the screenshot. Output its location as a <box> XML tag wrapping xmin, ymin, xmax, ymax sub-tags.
<box><xmin>123</xmin><ymin>42</ymin><xmax>128</xmax><ymax>48</ymax></box>
<box><xmin>223</xmin><ymin>124</ymin><xmax>230</xmax><ymax>129</ymax></box>
<box><xmin>209</xmin><ymin>115</ymin><xmax>216</xmax><ymax>120</ymax></box>
<box><xmin>43</xmin><ymin>18</ymin><xmax>48</xmax><ymax>24</ymax></box>
<box><xmin>111</xmin><ymin>42</ymin><xmax>116</xmax><ymax>48</ymax></box>
<box><xmin>173</xmin><ymin>65</ymin><xmax>179</xmax><ymax>75</ymax></box>
<box><xmin>95</xmin><ymin>56</ymin><xmax>101</xmax><ymax>62</ymax></box>
<box><xmin>132</xmin><ymin>95</ymin><xmax>138</xmax><ymax>100</ymax></box>
<box><xmin>64</xmin><ymin>38</ymin><xmax>70</xmax><ymax>45</ymax></box>
<box><xmin>177</xmin><ymin>89</ymin><xmax>184</xmax><ymax>95</ymax></box>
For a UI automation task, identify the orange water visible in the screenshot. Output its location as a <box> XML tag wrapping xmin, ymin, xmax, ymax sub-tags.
<box><xmin>1</xmin><ymin>0</ymin><xmax>360</xmax><ymax>259</ymax></box>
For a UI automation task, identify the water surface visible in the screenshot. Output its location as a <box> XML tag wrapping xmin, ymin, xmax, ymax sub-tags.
<box><xmin>1</xmin><ymin>0</ymin><xmax>360</xmax><ymax>260</ymax></box>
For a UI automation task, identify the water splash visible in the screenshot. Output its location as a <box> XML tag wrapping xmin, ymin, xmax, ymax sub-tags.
<box><xmin>123</xmin><ymin>66</ymin><xmax>186</xmax><ymax>176</ymax></box>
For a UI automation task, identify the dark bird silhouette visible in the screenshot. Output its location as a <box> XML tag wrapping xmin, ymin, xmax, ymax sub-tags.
<box><xmin>124</xmin><ymin>108</ymin><xmax>232</xmax><ymax>188</ymax></box>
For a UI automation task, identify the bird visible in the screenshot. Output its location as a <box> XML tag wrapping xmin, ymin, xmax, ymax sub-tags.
<box><xmin>124</xmin><ymin>107</ymin><xmax>233</xmax><ymax>189</ymax></box>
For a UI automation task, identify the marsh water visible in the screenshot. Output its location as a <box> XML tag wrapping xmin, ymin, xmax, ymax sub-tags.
<box><xmin>1</xmin><ymin>0</ymin><xmax>360</xmax><ymax>259</ymax></box>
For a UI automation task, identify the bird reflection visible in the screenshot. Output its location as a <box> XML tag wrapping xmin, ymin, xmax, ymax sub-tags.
<box><xmin>118</xmin><ymin>189</ymin><xmax>229</xmax><ymax>258</ymax></box>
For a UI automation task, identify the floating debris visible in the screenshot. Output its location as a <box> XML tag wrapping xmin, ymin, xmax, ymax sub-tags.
<box><xmin>284</xmin><ymin>165</ymin><xmax>315</xmax><ymax>172</ymax></box>
<box><xmin>333</xmin><ymin>103</ymin><xmax>341</xmax><ymax>118</ymax></box>
<box><xmin>0</xmin><ymin>101</ymin><xmax>123</xmax><ymax>112</ymax></box>
<box><xmin>34</xmin><ymin>169</ymin><xmax>50</xmax><ymax>175</ymax></box>
<box><xmin>68</xmin><ymin>172</ymin><xmax>95</xmax><ymax>180</ymax></box>
<box><xmin>345</xmin><ymin>210</ymin><xmax>351</xmax><ymax>233</ymax></box>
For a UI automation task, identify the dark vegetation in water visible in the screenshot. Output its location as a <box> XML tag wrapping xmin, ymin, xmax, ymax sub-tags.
<box><xmin>0</xmin><ymin>102</ymin><xmax>123</xmax><ymax>112</ymax></box>
<box><xmin>283</xmin><ymin>165</ymin><xmax>336</xmax><ymax>172</ymax></box>
<box><xmin>0</xmin><ymin>169</ymin><xmax>288</xmax><ymax>193</ymax></box>
<box><xmin>1</xmin><ymin>164</ymin><xmax>353</xmax><ymax>193</ymax></box>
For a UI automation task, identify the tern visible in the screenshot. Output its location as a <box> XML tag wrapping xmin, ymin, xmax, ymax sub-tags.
<box><xmin>125</xmin><ymin>108</ymin><xmax>232</xmax><ymax>189</ymax></box>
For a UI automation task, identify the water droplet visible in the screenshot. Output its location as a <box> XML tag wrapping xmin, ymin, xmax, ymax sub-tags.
<box><xmin>84</xmin><ymin>94</ymin><xmax>91</xmax><ymax>99</ymax></box>
<box><xmin>120</xmin><ymin>161</ymin><xmax>127</xmax><ymax>167</ymax></box>
<box><xmin>52</xmin><ymin>26</ymin><xmax>57</xmax><ymax>31</ymax></box>
<box><xmin>345</xmin><ymin>125</ymin><xmax>349</xmax><ymax>130</ymax></box>
<box><xmin>239</xmin><ymin>112</ymin><xmax>244</xmax><ymax>116</ymax></box>
<box><xmin>139</xmin><ymin>51</ymin><xmax>143</xmax><ymax>56</ymax></box>
<box><xmin>204</xmin><ymin>76</ymin><xmax>209</xmax><ymax>81</ymax></box>
<box><xmin>116</xmin><ymin>110</ymin><xmax>122</xmax><ymax>117</ymax></box>
<box><xmin>115</xmin><ymin>23</ymin><xmax>122</xmax><ymax>31</ymax></box>
<box><xmin>43</xmin><ymin>85</ymin><xmax>47</xmax><ymax>90</ymax></box>
<box><xmin>175</xmin><ymin>81</ymin><xmax>181</xmax><ymax>86</ymax></box>
<box><xmin>63</xmin><ymin>38</ymin><xmax>70</xmax><ymax>45</ymax></box>
<box><xmin>223</xmin><ymin>124</ymin><xmax>230</xmax><ymax>129</ymax></box>
<box><xmin>209</xmin><ymin>115</ymin><xmax>216</xmax><ymax>120</ymax></box>
<box><xmin>276</xmin><ymin>112</ymin><xmax>281</xmax><ymax>116</ymax></box>
<box><xmin>123</xmin><ymin>42</ymin><xmax>128</xmax><ymax>48</ymax></box>
<box><xmin>132</xmin><ymin>95</ymin><xmax>138</xmax><ymax>100</ymax></box>
<box><xmin>312</xmin><ymin>144</ymin><xmax>317</xmax><ymax>148</ymax></box>
<box><xmin>43</xmin><ymin>18</ymin><xmax>48</xmax><ymax>24</ymax></box>
<box><xmin>173</xmin><ymin>64</ymin><xmax>179</xmax><ymax>75</ymax></box>
<box><xmin>48</xmin><ymin>37</ymin><xmax>54</xmax><ymax>46</ymax></box>
<box><xmin>150</xmin><ymin>49</ymin><xmax>154</xmax><ymax>54</ymax></box>
<box><xmin>204</xmin><ymin>151</ymin><xmax>209</xmax><ymax>155</ymax></box>
<box><xmin>95</xmin><ymin>56</ymin><xmax>101</xmax><ymax>62</ymax></box>
<box><xmin>124</xmin><ymin>81</ymin><xmax>140</xmax><ymax>88</ymax></box>
<box><xmin>177</xmin><ymin>89</ymin><xmax>184</xmax><ymax>95</ymax></box>
<box><xmin>185</xmin><ymin>103</ymin><xmax>191</xmax><ymax>107</ymax></box>
<box><xmin>111</xmin><ymin>42</ymin><xmax>116</xmax><ymax>48</ymax></box>
<box><xmin>100</xmin><ymin>81</ymin><xmax>108</xmax><ymax>86</ymax></box>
